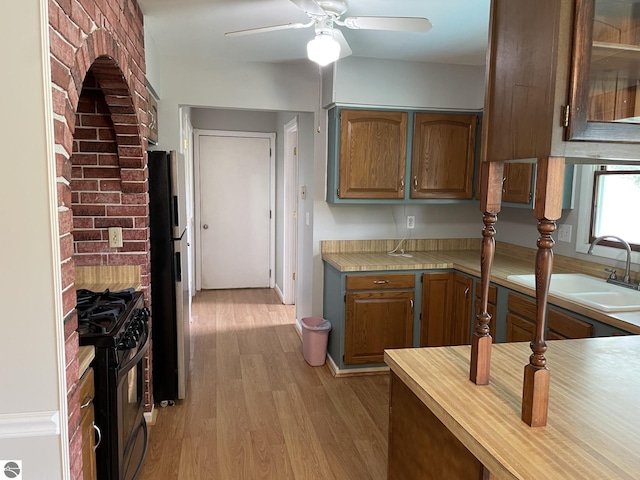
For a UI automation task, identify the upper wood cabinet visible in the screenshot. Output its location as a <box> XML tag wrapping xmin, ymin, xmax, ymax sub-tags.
<box><xmin>502</xmin><ymin>163</ymin><xmax>534</xmax><ymax>204</ymax></box>
<box><xmin>482</xmin><ymin>0</ymin><xmax>640</xmax><ymax>164</ymax></box>
<box><xmin>327</xmin><ymin>107</ymin><xmax>481</xmax><ymax>203</ymax></box>
<box><xmin>411</xmin><ymin>113</ymin><xmax>477</xmax><ymax>199</ymax></box>
<box><xmin>338</xmin><ymin>110</ymin><xmax>407</xmax><ymax>199</ymax></box>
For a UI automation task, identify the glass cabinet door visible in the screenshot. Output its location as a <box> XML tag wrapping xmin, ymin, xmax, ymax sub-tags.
<box><xmin>568</xmin><ymin>0</ymin><xmax>640</xmax><ymax>142</ymax></box>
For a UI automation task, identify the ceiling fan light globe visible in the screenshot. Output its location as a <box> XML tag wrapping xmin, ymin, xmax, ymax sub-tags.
<box><xmin>307</xmin><ymin>33</ymin><xmax>341</xmax><ymax>66</ymax></box>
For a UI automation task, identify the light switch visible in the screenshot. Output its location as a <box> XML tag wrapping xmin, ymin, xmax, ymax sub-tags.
<box><xmin>109</xmin><ymin>227</ymin><xmax>123</xmax><ymax>248</ymax></box>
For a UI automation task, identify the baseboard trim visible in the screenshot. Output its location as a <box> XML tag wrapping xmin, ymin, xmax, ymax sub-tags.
<box><xmin>274</xmin><ymin>284</ymin><xmax>284</xmax><ymax>304</ymax></box>
<box><xmin>144</xmin><ymin>406</ymin><xmax>158</xmax><ymax>426</ymax></box>
<box><xmin>293</xmin><ymin>320</ymin><xmax>302</xmax><ymax>340</ymax></box>
<box><xmin>326</xmin><ymin>354</ymin><xmax>390</xmax><ymax>378</ymax></box>
<box><xmin>0</xmin><ymin>411</ymin><xmax>60</xmax><ymax>439</ymax></box>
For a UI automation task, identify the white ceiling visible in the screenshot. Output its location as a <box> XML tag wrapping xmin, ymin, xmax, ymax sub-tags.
<box><xmin>138</xmin><ymin>0</ymin><xmax>491</xmax><ymax>66</ymax></box>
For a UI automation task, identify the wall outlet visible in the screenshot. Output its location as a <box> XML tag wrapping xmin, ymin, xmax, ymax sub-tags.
<box><xmin>407</xmin><ymin>215</ymin><xmax>415</xmax><ymax>229</ymax></box>
<box><xmin>558</xmin><ymin>224</ymin><xmax>572</xmax><ymax>243</ymax></box>
<box><xmin>109</xmin><ymin>227</ymin><xmax>123</xmax><ymax>248</ymax></box>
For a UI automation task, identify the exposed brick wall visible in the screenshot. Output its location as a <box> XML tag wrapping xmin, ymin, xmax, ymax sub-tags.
<box><xmin>48</xmin><ymin>1</ymin><xmax>150</xmax><ymax>478</ymax></box>
<box><xmin>71</xmin><ymin>76</ymin><xmax>150</xmax><ymax>284</ymax></box>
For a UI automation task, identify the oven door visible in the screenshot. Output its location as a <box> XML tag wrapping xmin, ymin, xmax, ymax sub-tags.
<box><xmin>117</xmin><ymin>326</ymin><xmax>149</xmax><ymax>480</ymax></box>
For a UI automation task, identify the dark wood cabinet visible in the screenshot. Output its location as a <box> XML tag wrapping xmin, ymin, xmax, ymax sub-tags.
<box><xmin>410</xmin><ymin>113</ymin><xmax>477</xmax><ymax>199</ymax></box>
<box><xmin>327</xmin><ymin>107</ymin><xmax>481</xmax><ymax>203</ymax></box>
<box><xmin>482</xmin><ymin>0</ymin><xmax>640</xmax><ymax>164</ymax></box>
<box><xmin>79</xmin><ymin>368</ymin><xmax>97</xmax><ymax>480</ymax></box>
<box><xmin>421</xmin><ymin>272</ymin><xmax>473</xmax><ymax>347</ymax></box>
<box><xmin>502</xmin><ymin>163</ymin><xmax>534</xmax><ymax>204</ymax></box>
<box><xmin>337</xmin><ymin>110</ymin><xmax>407</xmax><ymax>199</ymax></box>
<box><xmin>344</xmin><ymin>274</ymin><xmax>414</xmax><ymax>364</ymax></box>
<box><xmin>506</xmin><ymin>292</ymin><xmax>595</xmax><ymax>342</ymax></box>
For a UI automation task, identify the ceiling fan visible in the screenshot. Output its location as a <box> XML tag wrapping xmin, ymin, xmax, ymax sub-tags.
<box><xmin>225</xmin><ymin>0</ymin><xmax>433</xmax><ymax>66</ymax></box>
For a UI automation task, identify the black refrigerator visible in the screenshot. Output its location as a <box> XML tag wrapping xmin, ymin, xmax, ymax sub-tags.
<box><xmin>148</xmin><ymin>150</ymin><xmax>191</xmax><ymax>402</ymax></box>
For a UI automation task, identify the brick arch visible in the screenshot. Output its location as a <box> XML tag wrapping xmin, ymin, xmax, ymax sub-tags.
<box><xmin>68</xmin><ymin>29</ymin><xmax>147</xmax><ymax>192</ymax></box>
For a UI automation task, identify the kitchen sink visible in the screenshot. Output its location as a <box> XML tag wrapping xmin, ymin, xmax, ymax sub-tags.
<box><xmin>506</xmin><ymin>273</ymin><xmax>640</xmax><ymax>312</ymax></box>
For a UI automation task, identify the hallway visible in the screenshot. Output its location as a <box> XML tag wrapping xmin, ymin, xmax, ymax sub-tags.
<box><xmin>138</xmin><ymin>288</ymin><xmax>389</xmax><ymax>479</ymax></box>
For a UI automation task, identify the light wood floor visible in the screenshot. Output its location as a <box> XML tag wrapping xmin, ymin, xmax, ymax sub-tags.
<box><xmin>138</xmin><ymin>288</ymin><xmax>390</xmax><ymax>480</ymax></box>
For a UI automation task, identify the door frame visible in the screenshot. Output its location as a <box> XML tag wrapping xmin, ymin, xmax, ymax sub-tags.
<box><xmin>283</xmin><ymin>117</ymin><xmax>298</xmax><ymax>305</ymax></box>
<box><xmin>194</xmin><ymin>129</ymin><xmax>276</xmax><ymax>291</ymax></box>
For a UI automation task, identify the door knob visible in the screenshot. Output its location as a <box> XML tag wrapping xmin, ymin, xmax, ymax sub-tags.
<box><xmin>203</xmin><ymin>224</ymin><xmax>209</xmax><ymax>229</ymax></box>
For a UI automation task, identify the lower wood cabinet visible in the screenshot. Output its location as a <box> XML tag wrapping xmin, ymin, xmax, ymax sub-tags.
<box><xmin>421</xmin><ymin>272</ymin><xmax>473</xmax><ymax>347</ymax></box>
<box><xmin>79</xmin><ymin>367</ymin><xmax>97</xmax><ymax>480</ymax></box>
<box><xmin>344</xmin><ymin>274</ymin><xmax>414</xmax><ymax>365</ymax></box>
<box><xmin>506</xmin><ymin>293</ymin><xmax>594</xmax><ymax>342</ymax></box>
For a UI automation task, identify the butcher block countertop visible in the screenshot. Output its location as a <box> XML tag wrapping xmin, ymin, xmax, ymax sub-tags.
<box><xmin>384</xmin><ymin>336</ymin><xmax>640</xmax><ymax>479</ymax></box>
<box><xmin>321</xmin><ymin>239</ymin><xmax>640</xmax><ymax>334</ymax></box>
<box><xmin>74</xmin><ymin>265</ymin><xmax>142</xmax><ymax>292</ymax></box>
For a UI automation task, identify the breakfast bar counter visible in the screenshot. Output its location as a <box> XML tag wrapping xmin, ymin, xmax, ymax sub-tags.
<box><xmin>384</xmin><ymin>336</ymin><xmax>640</xmax><ymax>479</ymax></box>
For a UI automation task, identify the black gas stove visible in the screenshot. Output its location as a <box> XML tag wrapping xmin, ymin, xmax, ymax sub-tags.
<box><xmin>76</xmin><ymin>288</ymin><xmax>149</xmax><ymax>480</ymax></box>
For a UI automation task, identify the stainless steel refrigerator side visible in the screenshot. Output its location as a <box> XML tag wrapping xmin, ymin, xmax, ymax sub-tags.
<box><xmin>169</xmin><ymin>150</ymin><xmax>188</xmax><ymax>239</ymax></box>
<box><xmin>174</xmin><ymin>231</ymin><xmax>191</xmax><ymax>400</ymax></box>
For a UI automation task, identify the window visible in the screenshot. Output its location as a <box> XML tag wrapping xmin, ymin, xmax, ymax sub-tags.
<box><xmin>590</xmin><ymin>165</ymin><xmax>640</xmax><ymax>251</ymax></box>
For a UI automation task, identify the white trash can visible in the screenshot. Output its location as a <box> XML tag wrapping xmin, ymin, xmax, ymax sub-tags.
<box><xmin>301</xmin><ymin>317</ymin><xmax>331</xmax><ymax>366</ymax></box>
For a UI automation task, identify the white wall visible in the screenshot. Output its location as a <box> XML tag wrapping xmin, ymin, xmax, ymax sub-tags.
<box><xmin>191</xmin><ymin>108</ymin><xmax>278</xmax><ymax>133</ymax></box>
<box><xmin>328</xmin><ymin>57</ymin><xmax>486</xmax><ymax>110</ymax></box>
<box><xmin>0</xmin><ymin>1</ymin><xmax>66</xmax><ymax>477</ymax></box>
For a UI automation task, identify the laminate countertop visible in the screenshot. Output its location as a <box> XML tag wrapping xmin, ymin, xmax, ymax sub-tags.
<box><xmin>385</xmin><ymin>336</ymin><xmax>640</xmax><ymax>479</ymax></box>
<box><xmin>78</xmin><ymin>346</ymin><xmax>95</xmax><ymax>377</ymax></box>
<box><xmin>322</xmin><ymin>244</ymin><xmax>640</xmax><ymax>335</ymax></box>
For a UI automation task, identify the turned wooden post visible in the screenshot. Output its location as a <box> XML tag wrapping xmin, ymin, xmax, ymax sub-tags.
<box><xmin>522</xmin><ymin>156</ymin><xmax>565</xmax><ymax>427</ymax></box>
<box><xmin>470</xmin><ymin>161</ymin><xmax>504</xmax><ymax>385</ymax></box>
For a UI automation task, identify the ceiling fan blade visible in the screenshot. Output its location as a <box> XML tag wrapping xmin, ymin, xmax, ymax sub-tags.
<box><xmin>289</xmin><ymin>0</ymin><xmax>325</xmax><ymax>16</ymax></box>
<box><xmin>225</xmin><ymin>21</ymin><xmax>312</xmax><ymax>37</ymax></box>
<box><xmin>342</xmin><ymin>16</ymin><xmax>433</xmax><ymax>33</ymax></box>
<box><xmin>333</xmin><ymin>29</ymin><xmax>352</xmax><ymax>59</ymax></box>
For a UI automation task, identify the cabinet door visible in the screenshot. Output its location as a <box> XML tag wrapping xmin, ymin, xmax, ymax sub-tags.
<box><xmin>451</xmin><ymin>273</ymin><xmax>473</xmax><ymax>345</ymax></box>
<box><xmin>79</xmin><ymin>368</ymin><xmax>97</xmax><ymax>480</ymax></box>
<box><xmin>411</xmin><ymin>113</ymin><xmax>476</xmax><ymax>199</ymax></box>
<box><xmin>345</xmin><ymin>290</ymin><xmax>414</xmax><ymax>364</ymax></box>
<box><xmin>567</xmin><ymin>0</ymin><xmax>640</xmax><ymax>142</ymax></box>
<box><xmin>421</xmin><ymin>272</ymin><xmax>453</xmax><ymax>346</ymax></box>
<box><xmin>506</xmin><ymin>313</ymin><xmax>536</xmax><ymax>342</ymax></box>
<box><xmin>338</xmin><ymin>110</ymin><xmax>407</xmax><ymax>199</ymax></box>
<box><xmin>502</xmin><ymin>163</ymin><xmax>533</xmax><ymax>204</ymax></box>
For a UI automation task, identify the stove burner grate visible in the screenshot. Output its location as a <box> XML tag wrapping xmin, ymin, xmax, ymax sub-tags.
<box><xmin>76</xmin><ymin>288</ymin><xmax>137</xmax><ymax>336</ymax></box>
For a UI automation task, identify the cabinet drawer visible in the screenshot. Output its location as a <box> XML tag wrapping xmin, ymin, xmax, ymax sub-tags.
<box><xmin>79</xmin><ymin>367</ymin><xmax>95</xmax><ymax>408</ymax></box>
<box><xmin>506</xmin><ymin>313</ymin><xmax>535</xmax><ymax>342</ymax></box>
<box><xmin>507</xmin><ymin>293</ymin><xmax>536</xmax><ymax>320</ymax></box>
<box><xmin>346</xmin><ymin>274</ymin><xmax>415</xmax><ymax>291</ymax></box>
<box><xmin>548</xmin><ymin>308</ymin><xmax>594</xmax><ymax>339</ymax></box>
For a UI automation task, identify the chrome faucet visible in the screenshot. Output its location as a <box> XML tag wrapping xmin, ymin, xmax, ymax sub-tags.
<box><xmin>587</xmin><ymin>235</ymin><xmax>633</xmax><ymax>284</ymax></box>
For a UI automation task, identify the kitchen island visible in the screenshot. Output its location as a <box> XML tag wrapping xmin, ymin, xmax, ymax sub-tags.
<box><xmin>384</xmin><ymin>336</ymin><xmax>640</xmax><ymax>479</ymax></box>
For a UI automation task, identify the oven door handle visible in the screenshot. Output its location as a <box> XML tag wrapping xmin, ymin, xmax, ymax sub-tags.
<box><xmin>117</xmin><ymin>324</ymin><xmax>150</xmax><ymax>380</ymax></box>
<box><xmin>93</xmin><ymin>422</ymin><xmax>102</xmax><ymax>450</ymax></box>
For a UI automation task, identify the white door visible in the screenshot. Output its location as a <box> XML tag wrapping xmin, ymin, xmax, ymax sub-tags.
<box><xmin>198</xmin><ymin>134</ymin><xmax>273</xmax><ymax>289</ymax></box>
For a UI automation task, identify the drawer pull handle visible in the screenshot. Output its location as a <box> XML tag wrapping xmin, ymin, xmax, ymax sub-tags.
<box><xmin>410</xmin><ymin>299</ymin><xmax>414</xmax><ymax>310</ymax></box>
<box><xmin>373</xmin><ymin>280</ymin><xmax>389</xmax><ymax>285</ymax></box>
<box><xmin>81</xmin><ymin>397</ymin><xmax>93</xmax><ymax>409</ymax></box>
